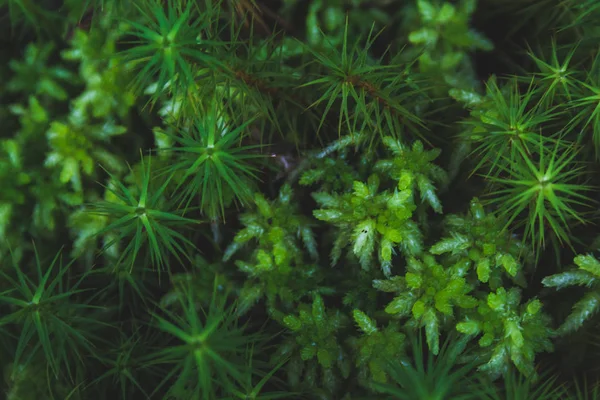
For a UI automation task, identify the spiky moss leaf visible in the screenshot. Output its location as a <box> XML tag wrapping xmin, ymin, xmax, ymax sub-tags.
<box><xmin>0</xmin><ymin>246</ymin><xmax>112</xmax><ymax>385</ymax></box>
<box><xmin>483</xmin><ymin>140</ymin><xmax>595</xmax><ymax>257</ymax></box>
<box><xmin>473</xmin><ymin>367</ymin><xmax>568</xmax><ymax>400</ymax></box>
<box><xmin>369</xmin><ymin>331</ymin><xmax>482</xmax><ymax>400</ymax></box>
<box><xmin>90</xmin><ymin>153</ymin><xmax>200</xmax><ymax>278</ymax></box>
<box><xmin>162</xmin><ymin>96</ymin><xmax>266</xmax><ymax>220</ymax></box>
<box><xmin>145</xmin><ymin>278</ymin><xmax>255</xmax><ymax>400</ymax></box>
<box><xmin>458</xmin><ymin>76</ymin><xmax>564</xmax><ymax>179</ymax></box>
<box><xmin>118</xmin><ymin>0</ymin><xmax>228</xmax><ymax>108</ymax></box>
<box><xmin>300</xmin><ymin>19</ymin><xmax>424</xmax><ymax>144</ymax></box>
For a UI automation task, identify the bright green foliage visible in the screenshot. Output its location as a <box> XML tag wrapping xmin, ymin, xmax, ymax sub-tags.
<box><xmin>375</xmin><ymin>137</ymin><xmax>448</xmax><ymax>213</ymax></box>
<box><xmin>144</xmin><ymin>279</ymin><xmax>254</xmax><ymax>400</ymax></box>
<box><xmin>162</xmin><ymin>98</ymin><xmax>265</xmax><ymax>220</ymax></box>
<box><xmin>350</xmin><ymin>309</ymin><xmax>405</xmax><ymax>384</ymax></box>
<box><xmin>223</xmin><ymin>184</ymin><xmax>319</xmax><ymax>312</ymax></box>
<box><xmin>543</xmin><ymin>254</ymin><xmax>600</xmax><ymax>335</ymax></box>
<box><xmin>45</xmin><ymin>118</ymin><xmax>126</xmax><ymax>193</ymax></box>
<box><xmin>456</xmin><ymin>287</ymin><xmax>553</xmax><ymax>379</ymax></box>
<box><xmin>0</xmin><ymin>249</ymin><xmax>107</xmax><ymax>383</ymax></box>
<box><xmin>374</xmin><ymin>253</ymin><xmax>477</xmax><ymax>355</ymax></box>
<box><xmin>61</xmin><ymin>19</ymin><xmax>136</xmax><ymax>120</ymax></box>
<box><xmin>281</xmin><ymin>295</ymin><xmax>344</xmax><ymax>369</ymax></box>
<box><xmin>90</xmin><ymin>154</ymin><xmax>199</xmax><ymax>277</ymax></box>
<box><xmin>430</xmin><ymin>198</ymin><xmax>529</xmax><ymax>289</ymax></box>
<box><xmin>401</xmin><ymin>0</ymin><xmax>493</xmax><ymax>93</ymax></box>
<box><xmin>452</xmin><ymin>73</ymin><xmax>595</xmax><ymax>255</ymax></box>
<box><xmin>276</xmin><ymin>294</ymin><xmax>349</xmax><ymax>394</ymax></box>
<box><xmin>313</xmin><ymin>174</ymin><xmax>421</xmax><ymax>276</ymax></box>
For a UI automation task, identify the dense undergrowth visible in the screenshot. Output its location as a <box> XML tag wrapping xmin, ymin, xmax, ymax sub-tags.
<box><xmin>2</xmin><ymin>0</ymin><xmax>600</xmax><ymax>398</ymax></box>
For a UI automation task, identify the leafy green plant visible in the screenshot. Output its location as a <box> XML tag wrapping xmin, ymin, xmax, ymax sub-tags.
<box><xmin>430</xmin><ymin>198</ymin><xmax>530</xmax><ymax>289</ymax></box>
<box><xmin>223</xmin><ymin>183</ymin><xmax>320</xmax><ymax>313</ymax></box>
<box><xmin>274</xmin><ymin>293</ymin><xmax>350</xmax><ymax>395</ymax></box>
<box><xmin>456</xmin><ymin>287</ymin><xmax>553</xmax><ymax>379</ymax></box>
<box><xmin>350</xmin><ymin>309</ymin><xmax>406</xmax><ymax>384</ymax></box>
<box><xmin>4</xmin><ymin>0</ymin><xmax>600</xmax><ymax>398</ymax></box>
<box><xmin>313</xmin><ymin>174</ymin><xmax>421</xmax><ymax>276</ymax></box>
<box><xmin>374</xmin><ymin>253</ymin><xmax>477</xmax><ymax>355</ymax></box>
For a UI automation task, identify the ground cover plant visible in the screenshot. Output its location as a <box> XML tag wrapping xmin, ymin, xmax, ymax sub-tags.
<box><xmin>2</xmin><ymin>0</ymin><xmax>600</xmax><ymax>398</ymax></box>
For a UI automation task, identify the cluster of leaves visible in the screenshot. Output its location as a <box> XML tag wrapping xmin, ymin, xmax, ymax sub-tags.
<box><xmin>3</xmin><ymin>0</ymin><xmax>600</xmax><ymax>399</ymax></box>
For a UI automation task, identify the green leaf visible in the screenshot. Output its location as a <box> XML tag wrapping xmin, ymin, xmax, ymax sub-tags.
<box><xmin>456</xmin><ymin>320</ymin><xmax>480</xmax><ymax>335</ymax></box>
<box><xmin>423</xmin><ymin>309</ymin><xmax>440</xmax><ymax>355</ymax></box>
<box><xmin>500</xmin><ymin>253</ymin><xmax>518</xmax><ymax>277</ymax></box>
<box><xmin>353</xmin><ymin>309</ymin><xmax>377</xmax><ymax>335</ymax></box>
<box><xmin>574</xmin><ymin>254</ymin><xmax>600</xmax><ymax>276</ymax></box>
<box><xmin>430</xmin><ymin>233</ymin><xmax>470</xmax><ymax>255</ymax></box>
<box><xmin>284</xmin><ymin>315</ymin><xmax>302</xmax><ymax>331</ymax></box>
<box><xmin>417</xmin><ymin>0</ymin><xmax>437</xmax><ymax>21</ymax></box>
<box><xmin>476</xmin><ymin>258</ymin><xmax>491</xmax><ymax>283</ymax></box>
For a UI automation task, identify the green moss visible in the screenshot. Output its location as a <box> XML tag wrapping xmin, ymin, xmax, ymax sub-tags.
<box><xmin>2</xmin><ymin>0</ymin><xmax>600</xmax><ymax>399</ymax></box>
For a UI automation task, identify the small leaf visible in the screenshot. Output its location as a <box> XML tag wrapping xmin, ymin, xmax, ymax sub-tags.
<box><xmin>353</xmin><ymin>309</ymin><xmax>378</xmax><ymax>335</ymax></box>
<box><xmin>449</xmin><ymin>88</ymin><xmax>483</xmax><ymax>107</ymax></box>
<box><xmin>574</xmin><ymin>254</ymin><xmax>600</xmax><ymax>277</ymax></box>
<box><xmin>409</xmin><ymin>28</ymin><xmax>438</xmax><ymax>45</ymax></box>
<box><xmin>456</xmin><ymin>320</ymin><xmax>480</xmax><ymax>335</ymax></box>
<box><xmin>385</xmin><ymin>296</ymin><xmax>413</xmax><ymax>317</ymax></box>
<box><xmin>317</xmin><ymin>348</ymin><xmax>333</xmax><ymax>368</ymax></box>
<box><xmin>417</xmin><ymin>0</ymin><xmax>437</xmax><ymax>21</ymax></box>
<box><xmin>500</xmin><ymin>254</ymin><xmax>518</xmax><ymax>277</ymax></box>
<box><xmin>312</xmin><ymin>295</ymin><xmax>326</xmax><ymax>330</ymax></box>
<box><xmin>477</xmin><ymin>258</ymin><xmax>491</xmax><ymax>283</ymax></box>
<box><xmin>412</xmin><ymin>300</ymin><xmax>427</xmax><ymax>319</ymax></box>
<box><xmin>423</xmin><ymin>309</ymin><xmax>440</xmax><ymax>355</ymax></box>
<box><xmin>283</xmin><ymin>315</ymin><xmax>302</xmax><ymax>331</ymax></box>
<box><xmin>436</xmin><ymin>3</ymin><xmax>456</xmax><ymax>23</ymax></box>
<box><xmin>430</xmin><ymin>232</ymin><xmax>470</xmax><ymax>255</ymax></box>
